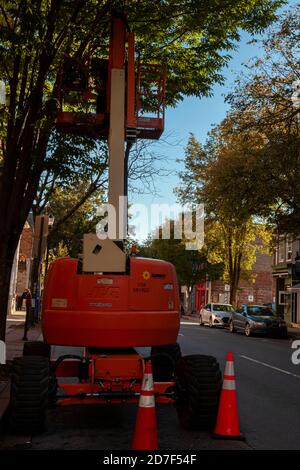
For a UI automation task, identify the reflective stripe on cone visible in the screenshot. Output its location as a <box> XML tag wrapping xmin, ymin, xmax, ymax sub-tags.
<box><xmin>132</xmin><ymin>361</ymin><xmax>158</xmax><ymax>450</ymax></box>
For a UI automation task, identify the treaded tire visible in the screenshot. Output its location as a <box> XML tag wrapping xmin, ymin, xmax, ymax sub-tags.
<box><xmin>151</xmin><ymin>343</ymin><xmax>182</xmax><ymax>381</ymax></box>
<box><xmin>23</xmin><ymin>341</ymin><xmax>51</xmax><ymax>358</ymax></box>
<box><xmin>9</xmin><ymin>356</ymin><xmax>49</xmax><ymax>434</ymax></box>
<box><xmin>175</xmin><ymin>354</ymin><xmax>222</xmax><ymax>430</ymax></box>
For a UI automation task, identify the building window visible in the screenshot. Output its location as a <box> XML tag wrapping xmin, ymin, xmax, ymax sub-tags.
<box><xmin>278</xmin><ymin>241</ymin><xmax>285</xmax><ymax>263</ymax></box>
<box><xmin>279</xmin><ymin>290</ymin><xmax>290</xmax><ymax>305</ymax></box>
<box><xmin>275</xmin><ymin>247</ymin><xmax>278</xmax><ymax>265</ymax></box>
<box><xmin>286</xmin><ymin>238</ymin><xmax>293</xmax><ymax>262</ymax></box>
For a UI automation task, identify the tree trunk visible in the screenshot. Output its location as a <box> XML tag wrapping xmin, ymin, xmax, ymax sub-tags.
<box><xmin>229</xmin><ymin>252</ymin><xmax>242</xmax><ymax>306</ymax></box>
<box><xmin>186</xmin><ymin>286</ymin><xmax>194</xmax><ymax>315</ymax></box>
<box><xmin>230</xmin><ymin>283</ymin><xmax>237</xmax><ymax>306</ymax></box>
<box><xmin>0</xmin><ymin>239</ymin><xmax>18</xmax><ymax>341</ymax></box>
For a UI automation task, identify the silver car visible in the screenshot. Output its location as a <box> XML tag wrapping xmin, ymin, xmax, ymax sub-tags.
<box><xmin>199</xmin><ymin>303</ymin><xmax>234</xmax><ymax>328</ymax></box>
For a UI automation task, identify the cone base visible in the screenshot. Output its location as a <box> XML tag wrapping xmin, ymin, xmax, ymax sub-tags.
<box><xmin>212</xmin><ymin>432</ymin><xmax>245</xmax><ymax>441</ymax></box>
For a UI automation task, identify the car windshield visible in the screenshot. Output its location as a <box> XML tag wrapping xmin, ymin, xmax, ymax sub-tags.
<box><xmin>213</xmin><ymin>305</ymin><xmax>234</xmax><ymax>312</ymax></box>
<box><xmin>247</xmin><ymin>306</ymin><xmax>274</xmax><ymax>316</ymax></box>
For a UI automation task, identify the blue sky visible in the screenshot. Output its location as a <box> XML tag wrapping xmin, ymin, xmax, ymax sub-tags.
<box><xmin>129</xmin><ymin>1</ymin><xmax>297</xmax><ymax>242</ymax></box>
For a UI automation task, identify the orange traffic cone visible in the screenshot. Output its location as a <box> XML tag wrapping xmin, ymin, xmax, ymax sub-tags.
<box><xmin>132</xmin><ymin>361</ymin><xmax>158</xmax><ymax>450</ymax></box>
<box><xmin>213</xmin><ymin>352</ymin><xmax>244</xmax><ymax>440</ymax></box>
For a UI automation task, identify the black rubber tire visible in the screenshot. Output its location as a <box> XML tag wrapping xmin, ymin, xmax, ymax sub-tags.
<box><xmin>229</xmin><ymin>320</ymin><xmax>236</xmax><ymax>333</ymax></box>
<box><xmin>23</xmin><ymin>341</ymin><xmax>51</xmax><ymax>358</ymax></box>
<box><xmin>151</xmin><ymin>343</ymin><xmax>182</xmax><ymax>381</ymax></box>
<box><xmin>9</xmin><ymin>356</ymin><xmax>49</xmax><ymax>434</ymax></box>
<box><xmin>199</xmin><ymin>315</ymin><xmax>203</xmax><ymax>326</ymax></box>
<box><xmin>209</xmin><ymin>317</ymin><xmax>213</xmax><ymax>328</ymax></box>
<box><xmin>175</xmin><ymin>354</ymin><xmax>222</xmax><ymax>430</ymax></box>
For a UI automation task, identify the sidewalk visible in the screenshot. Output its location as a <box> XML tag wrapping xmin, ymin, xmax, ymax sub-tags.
<box><xmin>0</xmin><ymin>313</ymin><xmax>42</xmax><ymax>426</ymax></box>
<box><xmin>181</xmin><ymin>314</ymin><xmax>300</xmax><ymax>339</ymax></box>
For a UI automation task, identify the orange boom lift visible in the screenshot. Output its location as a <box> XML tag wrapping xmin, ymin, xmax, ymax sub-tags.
<box><xmin>9</xmin><ymin>11</ymin><xmax>222</xmax><ymax>435</ymax></box>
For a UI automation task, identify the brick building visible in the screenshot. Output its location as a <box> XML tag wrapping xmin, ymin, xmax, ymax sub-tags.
<box><xmin>16</xmin><ymin>221</ymin><xmax>33</xmax><ymax>297</ymax></box>
<box><xmin>195</xmin><ymin>249</ymin><xmax>275</xmax><ymax>311</ymax></box>
<box><xmin>8</xmin><ymin>220</ymin><xmax>33</xmax><ymax>314</ymax></box>
<box><xmin>272</xmin><ymin>236</ymin><xmax>300</xmax><ymax>325</ymax></box>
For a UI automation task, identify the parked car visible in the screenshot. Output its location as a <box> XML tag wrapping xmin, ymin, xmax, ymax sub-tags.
<box><xmin>262</xmin><ymin>302</ymin><xmax>277</xmax><ymax>314</ymax></box>
<box><xmin>199</xmin><ymin>303</ymin><xmax>234</xmax><ymax>328</ymax></box>
<box><xmin>229</xmin><ymin>304</ymin><xmax>287</xmax><ymax>337</ymax></box>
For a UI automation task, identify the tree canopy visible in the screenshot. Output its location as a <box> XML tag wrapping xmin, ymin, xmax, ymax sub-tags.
<box><xmin>140</xmin><ymin>218</ymin><xmax>223</xmax><ymax>312</ymax></box>
<box><xmin>209</xmin><ymin>6</ymin><xmax>300</xmax><ymax>233</ymax></box>
<box><xmin>175</xmin><ymin>7</ymin><xmax>300</xmax><ymax>304</ymax></box>
<box><xmin>176</xmin><ymin>132</ymin><xmax>274</xmax><ymax>304</ymax></box>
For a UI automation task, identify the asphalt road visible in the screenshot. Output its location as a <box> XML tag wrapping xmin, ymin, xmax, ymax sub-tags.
<box><xmin>1</xmin><ymin>322</ymin><xmax>300</xmax><ymax>450</ymax></box>
<box><xmin>179</xmin><ymin>321</ymin><xmax>300</xmax><ymax>450</ymax></box>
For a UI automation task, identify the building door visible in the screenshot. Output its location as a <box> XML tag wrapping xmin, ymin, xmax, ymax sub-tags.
<box><xmin>196</xmin><ymin>283</ymin><xmax>207</xmax><ymax>312</ymax></box>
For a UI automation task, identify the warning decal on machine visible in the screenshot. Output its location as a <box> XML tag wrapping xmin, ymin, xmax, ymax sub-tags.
<box><xmin>164</xmin><ymin>284</ymin><xmax>174</xmax><ymax>290</ymax></box>
<box><xmin>51</xmin><ymin>298</ymin><xmax>68</xmax><ymax>308</ymax></box>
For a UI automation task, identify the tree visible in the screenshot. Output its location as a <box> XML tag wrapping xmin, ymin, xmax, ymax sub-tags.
<box><xmin>176</xmin><ymin>7</ymin><xmax>300</xmax><ymax>304</ymax></box>
<box><xmin>141</xmin><ymin>219</ymin><xmax>223</xmax><ymax>313</ymax></box>
<box><xmin>226</xmin><ymin>5</ymin><xmax>300</xmax><ymax>133</ymax></box>
<box><xmin>33</xmin><ymin>132</ymin><xmax>107</xmax><ymax>219</ymax></box>
<box><xmin>204</xmin><ymin>219</ymin><xmax>272</xmax><ymax>304</ymax></box>
<box><xmin>0</xmin><ymin>0</ymin><xmax>283</xmax><ymax>339</ymax></box>
<box><xmin>176</xmin><ymin>133</ymin><xmax>273</xmax><ymax>304</ymax></box>
<box><xmin>211</xmin><ymin>6</ymin><xmax>300</xmax><ymax>233</ymax></box>
<box><xmin>47</xmin><ymin>183</ymin><xmax>103</xmax><ymax>258</ymax></box>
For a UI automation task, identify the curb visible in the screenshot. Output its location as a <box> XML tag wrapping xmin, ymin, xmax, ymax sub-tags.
<box><xmin>289</xmin><ymin>330</ymin><xmax>300</xmax><ymax>340</ymax></box>
<box><xmin>181</xmin><ymin>315</ymin><xmax>198</xmax><ymax>323</ymax></box>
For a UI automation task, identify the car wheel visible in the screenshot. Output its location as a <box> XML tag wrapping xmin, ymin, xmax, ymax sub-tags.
<box><xmin>229</xmin><ymin>321</ymin><xmax>235</xmax><ymax>333</ymax></box>
<box><xmin>245</xmin><ymin>323</ymin><xmax>251</xmax><ymax>337</ymax></box>
<box><xmin>199</xmin><ymin>315</ymin><xmax>204</xmax><ymax>326</ymax></box>
<box><xmin>209</xmin><ymin>317</ymin><xmax>213</xmax><ymax>328</ymax></box>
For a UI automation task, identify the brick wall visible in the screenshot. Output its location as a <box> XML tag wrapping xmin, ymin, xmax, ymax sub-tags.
<box><xmin>16</xmin><ymin>224</ymin><xmax>33</xmax><ymax>295</ymax></box>
<box><xmin>16</xmin><ymin>269</ymin><xmax>28</xmax><ymax>296</ymax></box>
<box><xmin>210</xmin><ymin>250</ymin><xmax>275</xmax><ymax>306</ymax></box>
<box><xmin>19</xmin><ymin>225</ymin><xmax>33</xmax><ymax>258</ymax></box>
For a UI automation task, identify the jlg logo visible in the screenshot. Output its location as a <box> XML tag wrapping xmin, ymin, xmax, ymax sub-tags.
<box><xmin>291</xmin><ymin>340</ymin><xmax>300</xmax><ymax>365</ymax></box>
<box><xmin>0</xmin><ymin>340</ymin><xmax>6</xmax><ymax>364</ymax></box>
